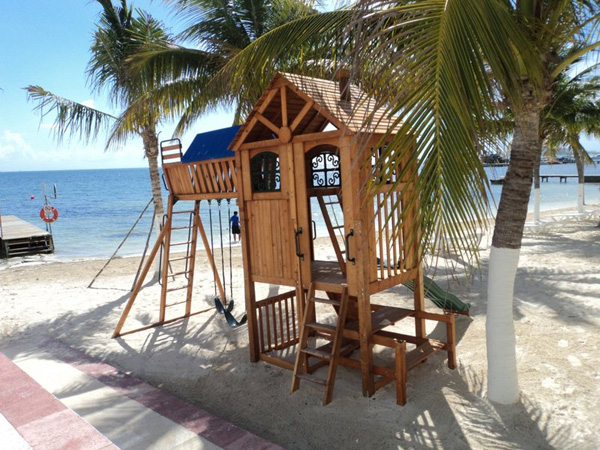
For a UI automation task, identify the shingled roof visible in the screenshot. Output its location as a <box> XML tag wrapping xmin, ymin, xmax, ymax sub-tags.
<box><xmin>229</xmin><ymin>72</ymin><xmax>399</xmax><ymax>150</ymax></box>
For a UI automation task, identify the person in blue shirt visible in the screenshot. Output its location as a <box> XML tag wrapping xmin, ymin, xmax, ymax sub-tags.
<box><xmin>230</xmin><ymin>211</ymin><xmax>241</xmax><ymax>242</ymax></box>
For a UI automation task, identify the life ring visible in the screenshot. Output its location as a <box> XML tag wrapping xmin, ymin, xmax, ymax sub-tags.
<box><xmin>40</xmin><ymin>205</ymin><xmax>59</xmax><ymax>223</ymax></box>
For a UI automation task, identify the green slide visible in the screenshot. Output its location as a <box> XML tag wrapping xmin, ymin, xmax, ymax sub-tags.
<box><xmin>403</xmin><ymin>276</ymin><xmax>470</xmax><ymax>314</ymax></box>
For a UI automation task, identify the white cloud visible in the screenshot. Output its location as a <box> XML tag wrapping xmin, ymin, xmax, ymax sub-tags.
<box><xmin>81</xmin><ymin>99</ymin><xmax>95</xmax><ymax>108</ymax></box>
<box><xmin>0</xmin><ymin>130</ymin><xmax>35</xmax><ymax>158</ymax></box>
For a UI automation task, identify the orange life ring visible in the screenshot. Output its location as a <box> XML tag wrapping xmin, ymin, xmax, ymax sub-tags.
<box><xmin>40</xmin><ymin>205</ymin><xmax>59</xmax><ymax>223</ymax></box>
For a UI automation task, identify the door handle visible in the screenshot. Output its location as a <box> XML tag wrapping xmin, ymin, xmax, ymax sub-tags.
<box><xmin>312</xmin><ymin>220</ymin><xmax>317</xmax><ymax>241</ymax></box>
<box><xmin>345</xmin><ymin>229</ymin><xmax>355</xmax><ymax>265</ymax></box>
<box><xmin>295</xmin><ymin>228</ymin><xmax>304</xmax><ymax>260</ymax></box>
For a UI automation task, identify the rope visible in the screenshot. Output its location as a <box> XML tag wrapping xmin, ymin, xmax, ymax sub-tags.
<box><xmin>208</xmin><ymin>200</ymin><xmax>217</xmax><ymax>297</ymax></box>
<box><xmin>227</xmin><ymin>199</ymin><xmax>233</xmax><ymax>301</ymax></box>
<box><xmin>217</xmin><ymin>199</ymin><xmax>226</xmax><ymax>302</ymax></box>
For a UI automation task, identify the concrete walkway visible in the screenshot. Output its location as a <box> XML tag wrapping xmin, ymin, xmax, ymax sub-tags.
<box><xmin>0</xmin><ymin>341</ymin><xmax>281</xmax><ymax>450</ymax></box>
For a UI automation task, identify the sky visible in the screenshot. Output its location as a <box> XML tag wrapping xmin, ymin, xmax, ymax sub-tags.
<box><xmin>0</xmin><ymin>0</ymin><xmax>236</xmax><ymax>172</ymax></box>
<box><xmin>1</xmin><ymin>1</ymin><xmax>598</xmax><ymax>172</ymax></box>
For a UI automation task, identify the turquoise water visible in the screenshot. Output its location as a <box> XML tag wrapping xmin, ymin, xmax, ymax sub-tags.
<box><xmin>1</xmin><ymin>164</ymin><xmax>598</xmax><ymax>260</ymax></box>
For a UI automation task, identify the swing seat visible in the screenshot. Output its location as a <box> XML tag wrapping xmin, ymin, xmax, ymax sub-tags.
<box><xmin>214</xmin><ymin>297</ymin><xmax>248</xmax><ymax>328</ymax></box>
<box><xmin>214</xmin><ymin>297</ymin><xmax>234</xmax><ymax>314</ymax></box>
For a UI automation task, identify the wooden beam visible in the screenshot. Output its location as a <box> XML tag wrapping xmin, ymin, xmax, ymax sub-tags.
<box><xmin>256</xmin><ymin>112</ymin><xmax>281</xmax><ymax>135</ymax></box>
<box><xmin>290</xmin><ymin>100</ymin><xmax>314</xmax><ymax>132</ymax></box>
<box><xmin>281</xmin><ymin>86</ymin><xmax>288</xmax><ymax>127</ymax></box>
<box><xmin>195</xmin><ymin>212</ymin><xmax>226</xmax><ymax>303</ymax></box>
<box><xmin>112</xmin><ymin>218</ymin><xmax>171</xmax><ymax>338</ymax></box>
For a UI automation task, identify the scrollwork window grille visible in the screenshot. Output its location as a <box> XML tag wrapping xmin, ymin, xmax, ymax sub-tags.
<box><xmin>311</xmin><ymin>152</ymin><xmax>340</xmax><ymax>188</ymax></box>
<box><xmin>251</xmin><ymin>151</ymin><xmax>281</xmax><ymax>192</ymax></box>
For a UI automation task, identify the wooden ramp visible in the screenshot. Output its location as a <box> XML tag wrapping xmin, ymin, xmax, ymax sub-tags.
<box><xmin>0</xmin><ymin>215</ymin><xmax>54</xmax><ymax>258</ymax></box>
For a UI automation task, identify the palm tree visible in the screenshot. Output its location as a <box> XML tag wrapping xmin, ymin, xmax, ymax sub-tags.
<box><xmin>543</xmin><ymin>74</ymin><xmax>600</xmax><ymax>213</ymax></box>
<box><xmin>26</xmin><ymin>0</ymin><xmax>173</xmax><ymax>227</ymax></box>
<box><xmin>194</xmin><ymin>0</ymin><xmax>600</xmax><ymax>404</ymax></box>
<box><xmin>123</xmin><ymin>0</ymin><xmax>328</xmax><ymax>134</ymax></box>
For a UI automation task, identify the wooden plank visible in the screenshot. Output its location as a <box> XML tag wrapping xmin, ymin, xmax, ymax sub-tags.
<box><xmin>290</xmin><ymin>100</ymin><xmax>314</xmax><ymax>132</ymax></box>
<box><xmin>0</xmin><ymin>216</ymin><xmax>50</xmax><ymax>240</ymax></box>
<box><xmin>281</xmin><ymin>86</ymin><xmax>288</xmax><ymax>127</ymax></box>
<box><xmin>195</xmin><ymin>210</ymin><xmax>226</xmax><ymax>303</ymax></box>
<box><xmin>235</xmin><ymin>150</ymin><xmax>259</xmax><ymax>362</ymax></box>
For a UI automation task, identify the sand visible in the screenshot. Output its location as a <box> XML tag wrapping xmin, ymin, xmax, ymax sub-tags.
<box><xmin>1</xmin><ymin>207</ymin><xmax>599</xmax><ymax>449</ymax></box>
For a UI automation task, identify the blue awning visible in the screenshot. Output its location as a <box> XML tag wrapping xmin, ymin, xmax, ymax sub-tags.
<box><xmin>182</xmin><ymin>125</ymin><xmax>241</xmax><ymax>163</ymax></box>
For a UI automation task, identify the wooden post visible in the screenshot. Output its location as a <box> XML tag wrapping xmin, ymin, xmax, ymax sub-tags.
<box><xmin>112</xmin><ymin>223</ymin><xmax>170</xmax><ymax>337</ymax></box>
<box><xmin>185</xmin><ymin>201</ymin><xmax>200</xmax><ymax>316</ymax></box>
<box><xmin>159</xmin><ymin>195</ymin><xmax>175</xmax><ymax>323</ymax></box>
<box><xmin>236</xmin><ymin>150</ymin><xmax>260</xmax><ymax>362</ymax></box>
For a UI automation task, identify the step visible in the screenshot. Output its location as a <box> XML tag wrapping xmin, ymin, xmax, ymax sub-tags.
<box><xmin>301</xmin><ymin>348</ymin><xmax>332</xmax><ymax>360</ymax></box>
<box><xmin>306</xmin><ymin>322</ymin><xmax>336</xmax><ymax>334</ymax></box>
<box><xmin>406</xmin><ymin>340</ymin><xmax>445</xmax><ymax>370</ymax></box>
<box><xmin>310</xmin><ymin>297</ymin><xmax>341</xmax><ymax>306</ymax></box>
<box><xmin>296</xmin><ymin>373</ymin><xmax>327</xmax><ymax>386</ymax></box>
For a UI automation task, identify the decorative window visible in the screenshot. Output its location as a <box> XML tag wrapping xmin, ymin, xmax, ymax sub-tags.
<box><xmin>311</xmin><ymin>152</ymin><xmax>340</xmax><ymax>188</ymax></box>
<box><xmin>250</xmin><ymin>151</ymin><xmax>281</xmax><ymax>192</ymax></box>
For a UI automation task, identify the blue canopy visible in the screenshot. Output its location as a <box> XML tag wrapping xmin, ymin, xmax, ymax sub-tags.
<box><xmin>182</xmin><ymin>125</ymin><xmax>241</xmax><ymax>163</ymax></box>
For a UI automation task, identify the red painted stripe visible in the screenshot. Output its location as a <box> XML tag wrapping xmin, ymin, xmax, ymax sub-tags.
<box><xmin>42</xmin><ymin>340</ymin><xmax>282</xmax><ymax>450</ymax></box>
<box><xmin>0</xmin><ymin>352</ymin><xmax>117</xmax><ymax>450</ymax></box>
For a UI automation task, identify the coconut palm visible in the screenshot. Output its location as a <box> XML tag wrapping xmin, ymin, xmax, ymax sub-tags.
<box><xmin>123</xmin><ymin>0</ymin><xmax>330</xmax><ymax>134</ymax></box>
<box><xmin>195</xmin><ymin>0</ymin><xmax>600</xmax><ymax>404</ymax></box>
<box><xmin>543</xmin><ymin>74</ymin><xmax>600</xmax><ymax>213</ymax></box>
<box><xmin>26</xmin><ymin>0</ymin><xmax>173</xmax><ymax>226</ymax></box>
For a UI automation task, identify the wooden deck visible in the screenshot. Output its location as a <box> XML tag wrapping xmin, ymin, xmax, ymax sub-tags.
<box><xmin>0</xmin><ymin>216</ymin><xmax>54</xmax><ymax>258</ymax></box>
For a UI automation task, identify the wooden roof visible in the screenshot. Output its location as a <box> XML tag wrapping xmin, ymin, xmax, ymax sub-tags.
<box><xmin>230</xmin><ymin>73</ymin><xmax>398</xmax><ymax>150</ymax></box>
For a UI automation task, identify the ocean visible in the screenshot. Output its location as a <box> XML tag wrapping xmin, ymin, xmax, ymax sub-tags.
<box><xmin>1</xmin><ymin>164</ymin><xmax>599</xmax><ymax>261</ymax></box>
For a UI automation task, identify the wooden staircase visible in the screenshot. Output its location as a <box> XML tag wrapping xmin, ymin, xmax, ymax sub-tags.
<box><xmin>291</xmin><ymin>282</ymin><xmax>352</xmax><ymax>405</ymax></box>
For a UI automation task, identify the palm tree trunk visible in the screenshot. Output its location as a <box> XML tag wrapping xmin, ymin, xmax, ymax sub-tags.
<box><xmin>573</xmin><ymin>150</ymin><xmax>585</xmax><ymax>213</ymax></box>
<box><xmin>533</xmin><ymin>151</ymin><xmax>541</xmax><ymax>222</ymax></box>
<box><xmin>141</xmin><ymin>126</ymin><xmax>164</xmax><ymax>223</ymax></box>
<box><xmin>487</xmin><ymin>91</ymin><xmax>543</xmax><ymax>405</ymax></box>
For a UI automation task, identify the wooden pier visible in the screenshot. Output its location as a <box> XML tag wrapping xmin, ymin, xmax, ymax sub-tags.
<box><xmin>491</xmin><ymin>175</ymin><xmax>600</xmax><ymax>185</ymax></box>
<box><xmin>0</xmin><ymin>216</ymin><xmax>54</xmax><ymax>258</ymax></box>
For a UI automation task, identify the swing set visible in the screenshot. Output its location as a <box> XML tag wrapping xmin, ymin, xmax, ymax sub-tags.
<box><xmin>112</xmin><ymin>139</ymin><xmax>245</xmax><ymax>338</ymax></box>
<box><xmin>113</xmin><ymin>72</ymin><xmax>467</xmax><ymax>406</ymax></box>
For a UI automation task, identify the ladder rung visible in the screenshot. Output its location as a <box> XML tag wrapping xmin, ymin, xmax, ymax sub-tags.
<box><xmin>167</xmin><ymin>286</ymin><xmax>188</xmax><ymax>292</ymax></box>
<box><xmin>172</xmin><ymin>210</ymin><xmax>195</xmax><ymax>215</ymax></box>
<box><xmin>165</xmin><ymin>300</ymin><xmax>188</xmax><ymax>307</ymax></box>
<box><xmin>296</xmin><ymin>373</ymin><xmax>327</xmax><ymax>386</ymax></box>
<box><xmin>332</xmin><ymin>225</ymin><xmax>344</xmax><ymax>229</ymax></box>
<box><xmin>171</xmin><ymin>270</ymin><xmax>190</xmax><ymax>277</ymax></box>
<box><xmin>170</xmin><ymin>241</ymin><xmax>191</xmax><ymax>246</ymax></box>
<box><xmin>171</xmin><ymin>225</ymin><xmax>193</xmax><ymax>231</ymax></box>
<box><xmin>169</xmin><ymin>256</ymin><xmax>191</xmax><ymax>262</ymax></box>
<box><xmin>306</xmin><ymin>322</ymin><xmax>336</xmax><ymax>334</ymax></box>
<box><xmin>310</xmin><ymin>297</ymin><xmax>341</xmax><ymax>306</ymax></box>
<box><xmin>301</xmin><ymin>348</ymin><xmax>332</xmax><ymax>360</ymax></box>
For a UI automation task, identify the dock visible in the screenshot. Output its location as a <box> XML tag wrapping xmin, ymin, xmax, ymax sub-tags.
<box><xmin>0</xmin><ymin>215</ymin><xmax>54</xmax><ymax>258</ymax></box>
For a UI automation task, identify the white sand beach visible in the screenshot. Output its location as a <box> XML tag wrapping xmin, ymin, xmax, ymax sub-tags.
<box><xmin>1</xmin><ymin>206</ymin><xmax>599</xmax><ymax>449</ymax></box>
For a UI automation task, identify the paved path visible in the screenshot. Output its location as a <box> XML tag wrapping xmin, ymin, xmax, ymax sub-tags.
<box><xmin>0</xmin><ymin>341</ymin><xmax>281</xmax><ymax>450</ymax></box>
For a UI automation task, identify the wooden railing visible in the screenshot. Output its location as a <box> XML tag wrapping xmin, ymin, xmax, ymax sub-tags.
<box><xmin>162</xmin><ymin>157</ymin><xmax>237</xmax><ymax>199</ymax></box>
<box><xmin>256</xmin><ymin>290</ymin><xmax>299</xmax><ymax>353</ymax></box>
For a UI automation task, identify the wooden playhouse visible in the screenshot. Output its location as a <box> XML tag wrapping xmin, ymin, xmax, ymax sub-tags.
<box><xmin>113</xmin><ymin>72</ymin><xmax>457</xmax><ymax>406</ymax></box>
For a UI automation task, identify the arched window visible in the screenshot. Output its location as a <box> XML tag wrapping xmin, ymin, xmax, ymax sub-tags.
<box><xmin>250</xmin><ymin>151</ymin><xmax>281</xmax><ymax>192</ymax></box>
<box><xmin>311</xmin><ymin>152</ymin><xmax>340</xmax><ymax>188</ymax></box>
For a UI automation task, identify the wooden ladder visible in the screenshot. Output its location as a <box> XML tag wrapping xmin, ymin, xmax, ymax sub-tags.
<box><xmin>291</xmin><ymin>282</ymin><xmax>350</xmax><ymax>405</ymax></box>
<box><xmin>159</xmin><ymin>200</ymin><xmax>200</xmax><ymax>322</ymax></box>
<box><xmin>316</xmin><ymin>192</ymin><xmax>346</xmax><ymax>276</ymax></box>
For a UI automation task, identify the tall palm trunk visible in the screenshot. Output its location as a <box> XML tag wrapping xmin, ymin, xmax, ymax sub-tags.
<box><xmin>141</xmin><ymin>126</ymin><xmax>164</xmax><ymax>224</ymax></box>
<box><xmin>533</xmin><ymin>151</ymin><xmax>542</xmax><ymax>222</ymax></box>
<box><xmin>487</xmin><ymin>89</ymin><xmax>543</xmax><ymax>404</ymax></box>
<box><xmin>573</xmin><ymin>150</ymin><xmax>585</xmax><ymax>213</ymax></box>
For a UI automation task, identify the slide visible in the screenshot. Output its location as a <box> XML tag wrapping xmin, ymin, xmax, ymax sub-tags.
<box><xmin>403</xmin><ymin>276</ymin><xmax>470</xmax><ymax>314</ymax></box>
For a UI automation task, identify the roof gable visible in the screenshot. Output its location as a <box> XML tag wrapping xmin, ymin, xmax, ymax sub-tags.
<box><xmin>230</xmin><ymin>73</ymin><xmax>397</xmax><ymax>150</ymax></box>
